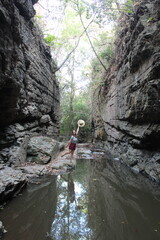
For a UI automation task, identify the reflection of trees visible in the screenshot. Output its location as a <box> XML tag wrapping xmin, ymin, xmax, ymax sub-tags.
<box><xmin>73</xmin><ymin>159</ymin><xmax>89</xmax><ymax>186</ymax></box>
<box><xmin>50</xmin><ymin>163</ymin><xmax>92</xmax><ymax>240</ymax></box>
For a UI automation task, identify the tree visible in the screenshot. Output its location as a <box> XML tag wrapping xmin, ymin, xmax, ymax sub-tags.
<box><xmin>34</xmin><ymin>0</ymin><xmax>135</xmax><ymax>140</ymax></box>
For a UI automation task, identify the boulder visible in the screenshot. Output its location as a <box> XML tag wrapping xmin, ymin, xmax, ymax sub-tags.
<box><xmin>27</xmin><ymin>136</ymin><xmax>60</xmax><ymax>164</ymax></box>
<box><xmin>59</xmin><ymin>142</ymin><xmax>65</xmax><ymax>151</ymax></box>
<box><xmin>0</xmin><ymin>167</ymin><xmax>27</xmax><ymax>205</ymax></box>
<box><xmin>40</xmin><ymin>114</ymin><xmax>51</xmax><ymax>124</ymax></box>
<box><xmin>19</xmin><ymin>165</ymin><xmax>49</xmax><ymax>179</ymax></box>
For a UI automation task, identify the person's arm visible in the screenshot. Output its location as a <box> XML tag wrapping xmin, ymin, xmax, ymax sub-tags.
<box><xmin>65</xmin><ymin>136</ymin><xmax>72</xmax><ymax>148</ymax></box>
<box><xmin>76</xmin><ymin>126</ymin><xmax>80</xmax><ymax>135</ymax></box>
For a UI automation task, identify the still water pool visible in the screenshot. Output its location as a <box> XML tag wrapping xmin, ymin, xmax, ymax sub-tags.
<box><xmin>1</xmin><ymin>155</ymin><xmax>160</xmax><ymax>240</ymax></box>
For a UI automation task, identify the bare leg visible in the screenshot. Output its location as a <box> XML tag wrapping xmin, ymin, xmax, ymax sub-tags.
<box><xmin>61</xmin><ymin>150</ymin><xmax>72</xmax><ymax>157</ymax></box>
<box><xmin>70</xmin><ymin>150</ymin><xmax>74</xmax><ymax>163</ymax></box>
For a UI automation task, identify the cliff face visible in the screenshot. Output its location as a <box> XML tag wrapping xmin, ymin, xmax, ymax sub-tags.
<box><xmin>0</xmin><ymin>0</ymin><xmax>59</xmax><ymax>166</ymax></box>
<box><xmin>94</xmin><ymin>0</ymin><xmax>160</xmax><ymax>182</ymax></box>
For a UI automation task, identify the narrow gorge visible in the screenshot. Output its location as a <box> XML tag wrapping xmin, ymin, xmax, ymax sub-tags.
<box><xmin>93</xmin><ymin>0</ymin><xmax>160</xmax><ymax>182</ymax></box>
<box><xmin>0</xmin><ymin>0</ymin><xmax>160</xmax><ymax>239</ymax></box>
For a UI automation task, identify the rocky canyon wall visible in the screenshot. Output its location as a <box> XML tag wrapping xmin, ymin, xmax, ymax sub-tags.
<box><xmin>93</xmin><ymin>0</ymin><xmax>160</xmax><ymax>182</ymax></box>
<box><xmin>0</xmin><ymin>0</ymin><xmax>60</xmax><ymax>166</ymax></box>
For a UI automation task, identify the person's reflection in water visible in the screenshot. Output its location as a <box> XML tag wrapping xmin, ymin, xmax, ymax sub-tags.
<box><xmin>61</xmin><ymin>172</ymin><xmax>75</xmax><ymax>203</ymax></box>
<box><xmin>68</xmin><ymin>172</ymin><xmax>75</xmax><ymax>203</ymax></box>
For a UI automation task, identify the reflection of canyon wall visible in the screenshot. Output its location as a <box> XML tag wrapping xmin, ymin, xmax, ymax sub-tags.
<box><xmin>88</xmin><ymin>158</ymin><xmax>160</xmax><ymax>240</ymax></box>
<box><xmin>0</xmin><ymin>176</ymin><xmax>57</xmax><ymax>240</ymax></box>
<box><xmin>93</xmin><ymin>0</ymin><xmax>160</xmax><ymax>182</ymax></box>
<box><xmin>0</xmin><ymin>0</ymin><xmax>59</xmax><ymax>166</ymax></box>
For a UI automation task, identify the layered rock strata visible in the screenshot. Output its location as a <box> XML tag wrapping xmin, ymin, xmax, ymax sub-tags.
<box><xmin>93</xmin><ymin>0</ymin><xmax>160</xmax><ymax>182</ymax></box>
<box><xmin>0</xmin><ymin>0</ymin><xmax>59</xmax><ymax>166</ymax></box>
<box><xmin>0</xmin><ymin>0</ymin><xmax>60</xmax><ymax>203</ymax></box>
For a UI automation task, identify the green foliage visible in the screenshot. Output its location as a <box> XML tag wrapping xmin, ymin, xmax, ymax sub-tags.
<box><xmin>100</xmin><ymin>45</ymin><xmax>113</xmax><ymax>61</ymax></box>
<box><xmin>123</xmin><ymin>0</ymin><xmax>134</xmax><ymax>14</ymax></box>
<box><xmin>147</xmin><ymin>17</ymin><xmax>153</xmax><ymax>22</ymax></box>
<box><xmin>61</xmin><ymin>8</ymin><xmax>83</xmax><ymax>39</ymax></box>
<box><xmin>35</xmin><ymin>15</ymin><xmax>43</xmax><ymax>19</ymax></box>
<box><xmin>44</xmin><ymin>34</ymin><xmax>61</xmax><ymax>46</ymax></box>
<box><xmin>90</xmin><ymin>30</ymin><xmax>115</xmax><ymax>88</ymax></box>
<box><xmin>60</xmin><ymin>90</ymin><xmax>91</xmax><ymax>140</ymax></box>
<box><xmin>79</xmin><ymin>0</ymin><xmax>135</xmax><ymax>23</ymax></box>
<box><xmin>44</xmin><ymin>34</ymin><xmax>56</xmax><ymax>45</ymax></box>
<box><xmin>35</xmin><ymin>0</ymin><xmax>135</xmax><ymax>142</ymax></box>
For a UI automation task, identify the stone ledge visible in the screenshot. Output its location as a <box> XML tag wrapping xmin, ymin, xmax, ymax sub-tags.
<box><xmin>0</xmin><ymin>167</ymin><xmax>27</xmax><ymax>205</ymax></box>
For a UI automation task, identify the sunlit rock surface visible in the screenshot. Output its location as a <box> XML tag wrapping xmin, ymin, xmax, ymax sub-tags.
<box><xmin>93</xmin><ymin>0</ymin><xmax>160</xmax><ymax>182</ymax></box>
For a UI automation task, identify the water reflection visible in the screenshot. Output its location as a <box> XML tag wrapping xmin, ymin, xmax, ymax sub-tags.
<box><xmin>88</xmin><ymin>158</ymin><xmax>160</xmax><ymax>240</ymax></box>
<box><xmin>50</xmin><ymin>163</ymin><xmax>91</xmax><ymax>240</ymax></box>
<box><xmin>1</xmin><ymin>156</ymin><xmax>160</xmax><ymax>240</ymax></box>
<box><xmin>50</xmin><ymin>158</ymin><xmax>160</xmax><ymax>240</ymax></box>
<box><xmin>0</xmin><ymin>176</ymin><xmax>57</xmax><ymax>240</ymax></box>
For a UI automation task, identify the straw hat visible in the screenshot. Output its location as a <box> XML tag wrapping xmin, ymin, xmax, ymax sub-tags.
<box><xmin>77</xmin><ymin>119</ymin><xmax>85</xmax><ymax>127</ymax></box>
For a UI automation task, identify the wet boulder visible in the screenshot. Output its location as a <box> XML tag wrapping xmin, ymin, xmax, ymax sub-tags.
<box><xmin>27</xmin><ymin>136</ymin><xmax>60</xmax><ymax>164</ymax></box>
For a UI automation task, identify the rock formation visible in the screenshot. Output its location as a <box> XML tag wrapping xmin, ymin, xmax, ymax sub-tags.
<box><xmin>93</xmin><ymin>0</ymin><xmax>160</xmax><ymax>182</ymax></box>
<box><xmin>0</xmin><ymin>0</ymin><xmax>60</xmax><ymax>203</ymax></box>
<box><xmin>0</xmin><ymin>0</ymin><xmax>59</xmax><ymax>166</ymax></box>
<box><xmin>27</xmin><ymin>136</ymin><xmax>60</xmax><ymax>164</ymax></box>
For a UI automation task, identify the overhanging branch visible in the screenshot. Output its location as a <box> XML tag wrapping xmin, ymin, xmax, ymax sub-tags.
<box><xmin>76</xmin><ymin>0</ymin><xmax>108</xmax><ymax>72</ymax></box>
<box><xmin>54</xmin><ymin>16</ymin><xmax>95</xmax><ymax>72</ymax></box>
